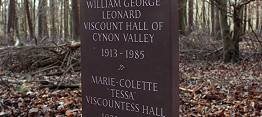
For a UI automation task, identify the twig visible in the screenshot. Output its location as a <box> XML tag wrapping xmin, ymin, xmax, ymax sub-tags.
<box><xmin>204</xmin><ymin>47</ymin><xmax>223</xmax><ymax>57</ymax></box>
<box><xmin>56</xmin><ymin>62</ymin><xmax>79</xmax><ymax>90</ymax></box>
<box><xmin>179</xmin><ymin>87</ymin><xmax>195</xmax><ymax>93</ymax></box>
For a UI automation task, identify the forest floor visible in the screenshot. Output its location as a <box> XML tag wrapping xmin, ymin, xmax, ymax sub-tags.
<box><xmin>0</xmin><ymin>33</ymin><xmax>261</xmax><ymax>116</ymax></box>
<box><xmin>179</xmin><ymin>57</ymin><xmax>262</xmax><ymax>116</ymax></box>
<box><xmin>0</xmin><ymin>60</ymin><xmax>261</xmax><ymax>117</ymax></box>
<box><xmin>0</xmin><ymin>72</ymin><xmax>82</xmax><ymax>116</ymax></box>
<box><xmin>0</xmin><ymin>43</ymin><xmax>82</xmax><ymax>116</ymax></box>
<box><xmin>179</xmin><ymin>33</ymin><xmax>262</xmax><ymax>116</ymax></box>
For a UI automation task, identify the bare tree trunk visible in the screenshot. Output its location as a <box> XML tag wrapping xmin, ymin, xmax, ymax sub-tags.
<box><xmin>231</xmin><ymin>6</ymin><xmax>242</xmax><ymax>62</ymax></box>
<box><xmin>248</xmin><ymin>4</ymin><xmax>252</xmax><ymax>32</ymax></box>
<box><xmin>215</xmin><ymin>0</ymin><xmax>255</xmax><ymax>63</ymax></box>
<box><xmin>0</xmin><ymin>0</ymin><xmax>2</xmax><ymax>33</ymax></box>
<box><xmin>3</xmin><ymin>0</ymin><xmax>7</xmax><ymax>37</ymax></box>
<box><xmin>179</xmin><ymin>0</ymin><xmax>187</xmax><ymax>35</ymax></box>
<box><xmin>60</xmin><ymin>0</ymin><xmax>63</xmax><ymax>39</ymax></box>
<box><xmin>215</xmin><ymin>7</ymin><xmax>221</xmax><ymax>40</ymax></box>
<box><xmin>211</xmin><ymin>0</ymin><xmax>215</xmax><ymax>35</ymax></box>
<box><xmin>42</xmin><ymin>0</ymin><xmax>48</xmax><ymax>38</ymax></box>
<box><xmin>33</xmin><ymin>0</ymin><xmax>35</xmax><ymax>31</ymax></box>
<box><xmin>8</xmin><ymin>0</ymin><xmax>15</xmax><ymax>34</ymax></box>
<box><xmin>202</xmin><ymin>0</ymin><xmax>206</xmax><ymax>30</ymax></box>
<box><xmin>0</xmin><ymin>0</ymin><xmax>2</xmax><ymax>35</ymax></box>
<box><xmin>38</xmin><ymin>0</ymin><xmax>48</xmax><ymax>39</ymax></box>
<box><xmin>217</xmin><ymin>0</ymin><xmax>237</xmax><ymax>62</ymax></box>
<box><xmin>64</xmin><ymin>0</ymin><xmax>69</xmax><ymax>41</ymax></box>
<box><xmin>21</xmin><ymin>0</ymin><xmax>27</xmax><ymax>39</ymax></box>
<box><xmin>7</xmin><ymin>0</ymin><xmax>16</xmax><ymax>45</ymax></box>
<box><xmin>50</xmin><ymin>0</ymin><xmax>56</xmax><ymax>40</ymax></box>
<box><xmin>195</xmin><ymin>0</ymin><xmax>199</xmax><ymax>29</ymax></box>
<box><xmin>239</xmin><ymin>5</ymin><xmax>244</xmax><ymax>38</ymax></box>
<box><xmin>25</xmin><ymin>0</ymin><xmax>36</xmax><ymax>45</ymax></box>
<box><xmin>207</xmin><ymin>3</ymin><xmax>210</xmax><ymax>33</ymax></box>
<box><xmin>38</xmin><ymin>1</ymin><xmax>42</xmax><ymax>39</ymax></box>
<box><xmin>243</xmin><ymin>5</ymin><xmax>247</xmax><ymax>33</ymax></box>
<box><xmin>187</xmin><ymin>0</ymin><xmax>193</xmax><ymax>33</ymax></box>
<box><xmin>72</xmin><ymin>0</ymin><xmax>80</xmax><ymax>41</ymax></box>
<box><xmin>261</xmin><ymin>2</ymin><xmax>262</xmax><ymax>33</ymax></box>
<box><xmin>256</xmin><ymin>0</ymin><xmax>259</xmax><ymax>30</ymax></box>
<box><xmin>14</xmin><ymin>2</ymin><xmax>19</xmax><ymax>40</ymax></box>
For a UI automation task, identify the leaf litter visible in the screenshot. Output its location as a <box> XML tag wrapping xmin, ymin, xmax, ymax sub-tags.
<box><xmin>180</xmin><ymin>59</ymin><xmax>262</xmax><ymax>116</ymax></box>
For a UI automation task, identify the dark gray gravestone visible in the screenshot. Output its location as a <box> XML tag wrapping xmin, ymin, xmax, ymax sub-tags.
<box><xmin>81</xmin><ymin>0</ymin><xmax>179</xmax><ymax>116</ymax></box>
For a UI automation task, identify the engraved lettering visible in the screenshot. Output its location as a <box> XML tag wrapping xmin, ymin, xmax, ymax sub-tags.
<box><xmin>142</xmin><ymin>105</ymin><xmax>165</xmax><ymax>117</ymax></box>
<box><xmin>102</xmin><ymin>10</ymin><xmax>141</xmax><ymax>19</ymax></box>
<box><xmin>126</xmin><ymin>22</ymin><xmax>148</xmax><ymax>31</ymax></box>
<box><xmin>86</xmin><ymin>0</ymin><xmax>121</xmax><ymax>8</ymax></box>
<box><xmin>93</xmin><ymin>33</ymin><xmax>120</xmax><ymax>42</ymax></box>
<box><xmin>111</xmin><ymin>88</ymin><xmax>135</xmax><ymax>100</ymax></box>
<box><xmin>123</xmin><ymin>0</ymin><xmax>161</xmax><ymax>7</ymax></box>
<box><xmin>83</xmin><ymin>22</ymin><xmax>123</xmax><ymax>31</ymax></box>
<box><xmin>123</xmin><ymin>33</ymin><xmax>154</xmax><ymax>43</ymax></box>
<box><xmin>119</xmin><ymin>79</ymin><xmax>158</xmax><ymax>91</ymax></box>
<box><xmin>91</xmin><ymin>76</ymin><xmax>116</xmax><ymax>86</ymax></box>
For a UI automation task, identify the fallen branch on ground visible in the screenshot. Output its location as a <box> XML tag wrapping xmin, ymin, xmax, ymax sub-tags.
<box><xmin>0</xmin><ymin>42</ymin><xmax>81</xmax><ymax>75</ymax></box>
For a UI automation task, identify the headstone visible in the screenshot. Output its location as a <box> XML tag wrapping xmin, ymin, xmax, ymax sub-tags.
<box><xmin>81</xmin><ymin>0</ymin><xmax>179</xmax><ymax>116</ymax></box>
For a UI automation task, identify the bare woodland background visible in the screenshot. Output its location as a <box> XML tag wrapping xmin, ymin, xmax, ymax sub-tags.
<box><xmin>179</xmin><ymin>0</ymin><xmax>262</xmax><ymax>63</ymax></box>
<box><xmin>0</xmin><ymin>0</ymin><xmax>79</xmax><ymax>47</ymax></box>
<box><xmin>0</xmin><ymin>0</ymin><xmax>261</xmax><ymax>61</ymax></box>
<box><xmin>0</xmin><ymin>0</ymin><xmax>261</xmax><ymax>116</ymax></box>
<box><xmin>179</xmin><ymin>0</ymin><xmax>262</xmax><ymax>116</ymax></box>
